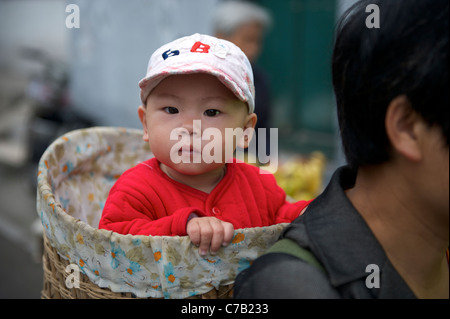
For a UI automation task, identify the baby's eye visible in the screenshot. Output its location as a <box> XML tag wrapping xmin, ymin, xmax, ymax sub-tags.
<box><xmin>164</xmin><ymin>107</ymin><xmax>179</xmax><ymax>114</ymax></box>
<box><xmin>204</xmin><ymin>109</ymin><xmax>220</xmax><ymax>117</ymax></box>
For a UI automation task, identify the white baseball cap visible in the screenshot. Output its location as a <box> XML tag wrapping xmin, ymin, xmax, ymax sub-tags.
<box><xmin>139</xmin><ymin>33</ymin><xmax>255</xmax><ymax>113</ymax></box>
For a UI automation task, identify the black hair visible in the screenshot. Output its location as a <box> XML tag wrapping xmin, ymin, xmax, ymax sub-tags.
<box><xmin>332</xmin><ymin>0</ymin><xmax>449</xmax><ymax>169</ymax></box>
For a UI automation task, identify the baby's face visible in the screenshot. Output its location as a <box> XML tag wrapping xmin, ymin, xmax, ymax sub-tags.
<box><xmin>138</xmin><ymin>73</ymin><xmax>256</xmax><ymax>176</ymax></box>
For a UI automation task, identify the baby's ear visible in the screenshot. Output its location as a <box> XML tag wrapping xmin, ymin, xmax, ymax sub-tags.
<box><xmin>237</xmin><ymin>113</ymin><xmax>257</xmax><ymax>149</ymax></box>
<box><xmin>137</xmin><ymin>105</ymin><xmax>149</xmax><ymax>141</ymax></box>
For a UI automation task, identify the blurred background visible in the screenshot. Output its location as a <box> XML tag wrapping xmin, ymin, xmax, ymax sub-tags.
<box><xmin>0</xmin><ymin>0</ymin><xmax>357</xmax><ymax>298</ymax></box>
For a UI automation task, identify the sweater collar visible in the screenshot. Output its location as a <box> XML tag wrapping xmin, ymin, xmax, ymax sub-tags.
<box><xmin>146</xmin><ymin>157</ymin><xmax>235</xmax><ymax>198</ymax></box>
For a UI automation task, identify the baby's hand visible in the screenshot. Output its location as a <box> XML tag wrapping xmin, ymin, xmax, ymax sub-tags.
<box><xmin>186</xmin><ymin>216</ymin><xmax>234</xmax><ymax>256</ymax></box>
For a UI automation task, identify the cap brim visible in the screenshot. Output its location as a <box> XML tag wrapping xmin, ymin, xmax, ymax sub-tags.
<box><xmin>139</xmin><ymin>65</ymin><xmax>253</xmax><ymax>113</ymax></box>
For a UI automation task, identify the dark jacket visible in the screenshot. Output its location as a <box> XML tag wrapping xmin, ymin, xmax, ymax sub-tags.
<box><xmin>234</xmin><ymin>166</ymin><xmax>416</xmax><ymax>299</ymax></box>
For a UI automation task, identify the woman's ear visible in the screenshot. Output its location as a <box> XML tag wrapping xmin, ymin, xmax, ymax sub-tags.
<box><xmin>137</xmin><ymin>105</ymin><xmax>149</xmax><ymax>142</ymax></box>
<box><xmin>385</xmin><ymin>95</ymin><xmax>423</xmax><ymax>162</ymax></box>
<box><xmin>237</xmin><ymin>113</ymin><xmax>258</xmax><ymax>149</ymax></box>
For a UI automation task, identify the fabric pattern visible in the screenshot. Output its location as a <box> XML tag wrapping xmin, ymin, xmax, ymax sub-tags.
<box><xmin>37</xmin><ymin>127</ymin><xmax>287</xmax><ymax>298</ymax></box>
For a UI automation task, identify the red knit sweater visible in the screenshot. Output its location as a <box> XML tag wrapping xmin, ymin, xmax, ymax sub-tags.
<box><xmin>99</xmin><ymin>157</ymin><xmax>312</xmax><ymax>236</ymax></box>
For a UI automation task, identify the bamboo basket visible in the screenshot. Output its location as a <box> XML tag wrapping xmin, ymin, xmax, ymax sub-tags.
<box><xmin>37</xmin><ymin>127</ymin><xmax>287</xmax><ymax>299</ymax></box>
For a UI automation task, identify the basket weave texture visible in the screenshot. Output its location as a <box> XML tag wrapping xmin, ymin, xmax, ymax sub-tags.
<box><xmin>41</xmin><ymin>234</ymin><xmax>234</xmax><ymax>299</ymax></box>
<box><xmin>37</xmin><ymin>127</ymin><xmax>287</xmax><ymax>299</ymax></box>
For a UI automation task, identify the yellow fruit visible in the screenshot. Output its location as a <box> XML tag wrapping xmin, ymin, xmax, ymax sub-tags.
<box><xmin>274</xmin><ymin>152</ymin><xmax>327</xmax><ymax>201</ymax></box>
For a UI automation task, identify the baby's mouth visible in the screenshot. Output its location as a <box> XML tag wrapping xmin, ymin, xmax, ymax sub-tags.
<box><xmin>178</xmin><ymin>145</ymin><xmax>200</xmax><ymax>155</ymax></box>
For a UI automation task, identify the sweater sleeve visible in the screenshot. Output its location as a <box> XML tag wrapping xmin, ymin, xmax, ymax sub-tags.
<box><xmin>260</xmin><ymin>170</ymin><xmax>313</xmax><ymax>224</ymax></box>
<box><xmin>99</xmin><ymin>178</ymin><xmax>205</xmax><ymax>236</ymax></box>
<box><xmin>274</xmin><ymin>199</ymin><xmax>313</xmax><ymax>223</ymax></box>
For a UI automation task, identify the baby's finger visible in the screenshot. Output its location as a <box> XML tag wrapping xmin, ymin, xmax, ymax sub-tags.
<box><xmin>198</xmin><ymin>222</ymin><xmax>213</xmax><ymax>256</ymax></box>
<box><xmin>221</xmin><ymin>222</ymin><xmax>235</xmax><ymax>247</ymax></box>
<box><xmin>209</xmin><ymin>220</ymin><xmax>225</xmax><ymax>254</ymax></box>
<box><xmin>186</xmin><ymin>219</ymin><xmax>201</xmax><ymax>246</ymax></box>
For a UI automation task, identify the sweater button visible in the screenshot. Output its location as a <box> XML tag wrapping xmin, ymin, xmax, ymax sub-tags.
<box><xmin>212</xmin><ymin>207</ymin><xmax>221</xmax><ymax>215</ymax></box>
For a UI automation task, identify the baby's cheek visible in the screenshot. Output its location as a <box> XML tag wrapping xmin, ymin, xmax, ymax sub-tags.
<box><xmin>149</xmin><ymin>135</ymin><xmax>172</xmax><ymax>159</ymax></box>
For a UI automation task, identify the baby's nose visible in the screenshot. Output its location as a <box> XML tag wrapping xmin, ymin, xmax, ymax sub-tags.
<box><xmin>181</xmin><ymin>119</ymin><xmax>202</xmax><ymax>136</ymax></box>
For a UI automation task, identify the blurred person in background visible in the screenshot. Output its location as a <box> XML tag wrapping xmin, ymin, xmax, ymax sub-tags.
<box><xmin>212</xmin><ymin>0</ymin><xmax>273</xmax><ymax>156</ymax></box>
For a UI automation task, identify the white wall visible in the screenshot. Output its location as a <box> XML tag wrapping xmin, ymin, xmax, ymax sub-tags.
<box><xmin>68</xmin><ymin>0</ymin><xmax>220</xmax><ymax>128</ymax></box>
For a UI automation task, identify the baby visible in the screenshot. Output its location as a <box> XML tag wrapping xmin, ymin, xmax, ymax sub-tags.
<box><xmin>99</xmin><ymin>34</ymin><xmax>312</xmax><ymax>256</ymax></box>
